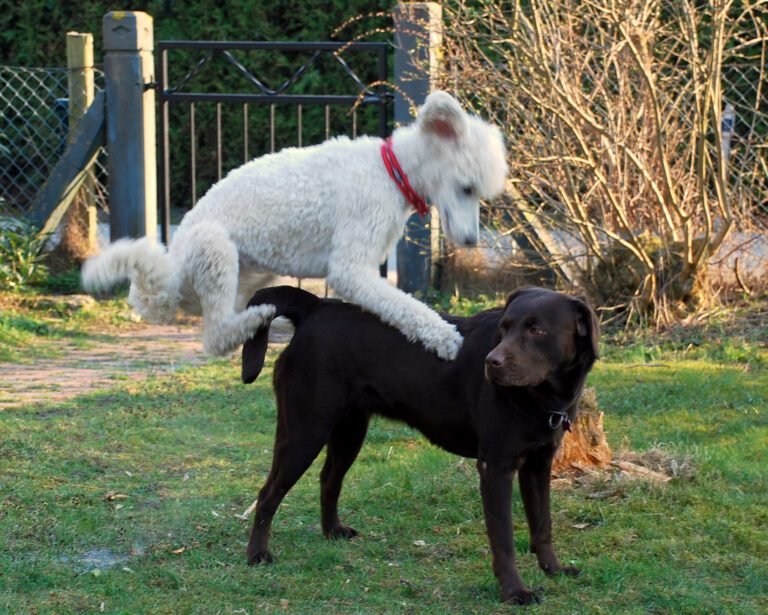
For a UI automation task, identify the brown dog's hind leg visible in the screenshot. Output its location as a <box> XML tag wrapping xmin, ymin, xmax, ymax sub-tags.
<box><xmin>518</xmin><ymin>447</ymin><xmax>580</xmax><ymax>578</ymax></box>
<box><xmin>320</xmin><ymin>412</ymin><xmax>370</xmax><ymax>539</ymax></box>
<box><xmin>247</xmin><ymin>438</ymin><xmax>326</xmax><ymax>565</ymax></box>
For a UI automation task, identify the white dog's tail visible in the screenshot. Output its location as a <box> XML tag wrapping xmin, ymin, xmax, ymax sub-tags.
<box><xmin>81</xmin><ymin>237</ymin><xmax>180</xmax><ymax>324</ymax></box>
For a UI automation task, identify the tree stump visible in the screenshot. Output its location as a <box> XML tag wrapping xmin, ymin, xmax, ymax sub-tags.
<box><xmin>552</xmin><ymin>388</ymin><xmax>611</xmax><ymax>474</ymax></box>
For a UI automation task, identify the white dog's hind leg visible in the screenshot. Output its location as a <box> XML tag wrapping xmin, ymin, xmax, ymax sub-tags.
<box><xmin>327</xmin><ymin>262</ymin><xmax>462</xmax><ymax>360</ymax></box>
<box><xmin>181</xmin><ymin>223</ymin><xmax>275</xmax><ymax>356</ymax></box>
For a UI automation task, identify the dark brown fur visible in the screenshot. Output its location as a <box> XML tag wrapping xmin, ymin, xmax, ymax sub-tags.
<box><xmin>241</xmin><ymin>286</ymin><xmax>598</xmax><ymax>605</ymax></box>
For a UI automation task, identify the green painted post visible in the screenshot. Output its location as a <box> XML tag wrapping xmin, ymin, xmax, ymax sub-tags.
<box><xmin>393</xmin><ymin>2</ymin><xmax>442</xmax><ymax>295</ymax></box>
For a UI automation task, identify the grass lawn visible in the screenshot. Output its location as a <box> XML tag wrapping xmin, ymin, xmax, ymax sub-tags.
<box><xmin>1</xmin><ymin>293</ymin><xmax>766</xmax><ymax>613</ymax></box>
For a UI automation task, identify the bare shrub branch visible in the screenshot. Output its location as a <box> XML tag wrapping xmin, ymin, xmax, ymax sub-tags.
<box><xmin>439</xmin><ymin>0</ymin><xmax>767</xmax><ymax>323</ymax></box>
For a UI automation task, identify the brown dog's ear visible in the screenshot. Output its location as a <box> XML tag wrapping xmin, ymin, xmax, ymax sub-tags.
<box><xmin>241</xmin><ymin>326</ymin><xmax>270</xmax><ymax>384</ymax></box>
<box><xmin>571</xmin><ymin>296</ymin><xmax>600</xmax><ymax>359</ymax></box>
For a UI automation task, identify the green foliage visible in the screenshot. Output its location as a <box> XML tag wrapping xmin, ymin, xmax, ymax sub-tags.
<box><xmin>426</xmin><ymin>289</ymin><xmax>505</xmax><ymax>317</ymax></box>
<box><xmin>2</xmin><ymin>1</ymin><xmax>395</xmax><ymax>211</ymax></box>
<box><xmin>0</xmin><ymin>217</ymin><xmax>48</xmax><ymax>291</ymax></box>
<box><xmin>34</xmin><ymin>267</ymin><xmax>83</xmax><ymax>294</ymax></box>
<box><xmin>1</xmin><ymin>1</ymin><xmax>395</xmax><ymax>68</ymax></box>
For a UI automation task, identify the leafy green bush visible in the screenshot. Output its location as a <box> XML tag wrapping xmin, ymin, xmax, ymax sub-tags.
<box><xmin>0</xmin><ymin>216</ymin><xmax>48</xmax><ymax>291</ymax></box>
<box><xmin>34</xmin><ymin>268</ymin><xmax>84</xmax><ymax>294</ymax></box>
<box><xmin>1</xmin><ymin>1</ymin><xmax>395</xmax><ymax>68</ymax></box>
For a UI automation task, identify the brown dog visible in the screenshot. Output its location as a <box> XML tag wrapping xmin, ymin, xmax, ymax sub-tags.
<box><xmin>241</xmin><ymin>286</ymin><xmax>598</xmax><ymax>605</ymax></box>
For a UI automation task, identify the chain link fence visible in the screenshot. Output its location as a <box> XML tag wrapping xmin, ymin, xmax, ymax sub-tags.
<box><xmin>722</xmin><ymin>62</ymin><xmax>768</xmax><ymax>226</ymax></box>
<box><xmin>0</xmin><ymin>65</ymin><xmax>108</xmax><ymax>220</ymax></box>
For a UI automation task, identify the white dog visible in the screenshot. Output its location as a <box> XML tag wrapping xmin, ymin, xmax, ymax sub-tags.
<box><xmin>82</xmin><ymin>91</ymin><xmax>507</xmax><ymax>360</ymax></box>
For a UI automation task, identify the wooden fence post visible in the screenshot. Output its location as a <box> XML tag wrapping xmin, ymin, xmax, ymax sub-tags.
<box><xmin>393</xmin><ymin>2</ymin><xmax>442</xmax><ymax>295</ymax></box>
<box><xmin>102</xmin><ymin>11</ymin><xmax>157</xmax><ymax>242</ymax></box>
<box><xmin>62</xmin><ymin>31</ymin><xmax>98</xmax><ymax>256</ymax></box>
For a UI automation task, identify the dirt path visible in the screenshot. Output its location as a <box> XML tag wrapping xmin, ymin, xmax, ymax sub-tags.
<box><xmin>0</xmin><ymin>322</ymin><xmax>211</xmax><ymax>409</ymax></box>
<box><xmin>0</xmin><ymin>278</ymin><xmax>317</xmax><ymax>410</ymax></box>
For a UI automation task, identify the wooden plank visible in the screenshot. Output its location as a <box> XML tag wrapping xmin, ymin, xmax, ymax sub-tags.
<box><xmin>36</xmin><ymin>150</ymin><xmax>101</xmax><ymax>238</ymax></box>
<box><xmin>66</xmin><ymin>31</ymin><xmax>98</xmax><ymax>252</ymax></box>
<box><xmin>30</xmin><ymin>89</ymin><xmax>105</xmax><ymax>231</ymax></box>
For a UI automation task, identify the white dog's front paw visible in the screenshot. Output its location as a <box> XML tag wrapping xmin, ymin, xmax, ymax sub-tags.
<box><xmin>423</xmin><ymin>322</ymin><xmax>463</xmax><ymax>361</ymax></box>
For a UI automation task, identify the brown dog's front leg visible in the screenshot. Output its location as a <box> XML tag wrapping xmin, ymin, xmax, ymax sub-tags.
<box><xmin>518</xmin><ymin>449</ymin><xmax>580</xmax><ymax>578</ymax></box>
<box><xmin>477</xmin><ymin>460</ymin><xmax>540</xmax><ymax>605</ymax></box>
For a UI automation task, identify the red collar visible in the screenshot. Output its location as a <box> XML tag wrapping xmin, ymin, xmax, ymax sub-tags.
<box><xmin>380</xmin><ymin>137</ymin><xmax>429</xmax><ymax>217</ymax></box>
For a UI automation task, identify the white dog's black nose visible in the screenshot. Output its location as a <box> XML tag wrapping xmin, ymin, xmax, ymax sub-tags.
<box><xmin>464</xmin><ymin>236</ymin><xmax>478</xmax><ymax>247</ymax></box>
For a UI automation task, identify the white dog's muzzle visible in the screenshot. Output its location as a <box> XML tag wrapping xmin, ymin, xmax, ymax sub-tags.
<box><xmin>440</xmin><ymin>205</ymin><xmax>480</xmax><ymax>247</ymax></box>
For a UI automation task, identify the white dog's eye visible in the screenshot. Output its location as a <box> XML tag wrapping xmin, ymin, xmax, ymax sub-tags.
<box><xmin>461</xmin><ymin>185</ymin><xmax>474</xmax><ymax>196</ymax></box>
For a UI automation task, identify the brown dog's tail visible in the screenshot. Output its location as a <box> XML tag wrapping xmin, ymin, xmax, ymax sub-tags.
<box><xmin>241</xmin><ymin>286</ymin><xmax>323</xmax><ymax>384</ymax></box>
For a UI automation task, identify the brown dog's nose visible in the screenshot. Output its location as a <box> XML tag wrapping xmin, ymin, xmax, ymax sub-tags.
<box><xmin>485</xmin><ymin>351</ymin><xmax>504</xmax><ymax>368</ymax></box>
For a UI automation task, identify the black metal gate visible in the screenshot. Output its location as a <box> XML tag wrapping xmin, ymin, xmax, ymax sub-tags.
<box><xmin>156</xmin><ymin>40</ymin><xmax>392</xmax><ymax>245</ymax></box>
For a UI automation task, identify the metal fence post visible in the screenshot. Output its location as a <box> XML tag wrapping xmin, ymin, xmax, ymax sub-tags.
<box><xmin>102</xmin><ymin>11</ymin><xmax>157</xmax><ymax>242</ymax></box>
<box><xmin>393</xmin><ymin>2</ymin><xmax>442</xmax><ymax>296</ymax></box>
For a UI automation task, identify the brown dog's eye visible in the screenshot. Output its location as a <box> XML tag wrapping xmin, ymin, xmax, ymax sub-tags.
<box><xmin>528</xmin><ymin>325</ymin><xmax>546</xmax><ymax>336</ymax></box>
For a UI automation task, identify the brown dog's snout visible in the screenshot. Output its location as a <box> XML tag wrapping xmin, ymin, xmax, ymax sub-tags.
<box><xmin>485</xmin><ymin>349</ymin><xmax>505</xmax><ymax>368</ymax></box>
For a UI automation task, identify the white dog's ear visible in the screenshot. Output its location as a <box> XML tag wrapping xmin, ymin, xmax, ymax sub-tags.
<box><xmin>418</xmin><ymin>91</ymin><xmax>467</xmax><ymax>141</ymax></box>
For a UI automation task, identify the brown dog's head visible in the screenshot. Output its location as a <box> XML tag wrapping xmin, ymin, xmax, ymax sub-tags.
<box><xmin>484</xmin><ymin>287</ymin><xmax>599</xmax><ymax>387</ymax></box>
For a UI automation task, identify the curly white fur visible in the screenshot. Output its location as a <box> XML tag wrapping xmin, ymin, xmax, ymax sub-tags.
<box><xmin>81</xmin><ymin>91</ymin><xmax>507</xmax><ymax>359</ymax></box>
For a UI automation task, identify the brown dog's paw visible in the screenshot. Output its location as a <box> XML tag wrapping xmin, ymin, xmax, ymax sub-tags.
<box><xmin>503</xmin><ymin>586</ymin><xmax>543</xmax><ymax>606</ymax></box>
<box><xmin>247</xmin><ymin>550</ymin><xmax>274</xmax><ymax>565</ymax></box>
<box><xmin>325</xmin><ymin>526</ymin><xmax>358</xmax><ymax>540</ymax></box>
